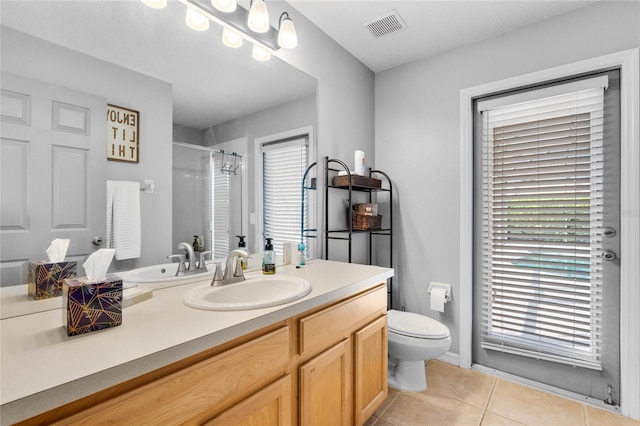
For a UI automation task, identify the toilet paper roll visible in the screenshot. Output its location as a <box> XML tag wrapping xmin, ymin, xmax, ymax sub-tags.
<box><xmin>430</xmin><ymin>287</ymin><xmax>447</xmax><ymax>312</ymax></box>
<box><xmin>354</xmin><ymin>150</ymin><xmax>365</xmax><ymax>175</ymax></box>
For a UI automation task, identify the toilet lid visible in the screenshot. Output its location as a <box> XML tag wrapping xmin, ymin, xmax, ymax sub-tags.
<box><xmin>387</xmin><ymin>310</ymin><xmax>450</xmax><ymax>339</ymax></box>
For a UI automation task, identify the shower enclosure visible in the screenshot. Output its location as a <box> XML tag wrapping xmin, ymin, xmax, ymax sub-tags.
<box><xmin>172</xmin><ymin>142</ymin><xmax>244</xmax><ymax>261</ymax></box>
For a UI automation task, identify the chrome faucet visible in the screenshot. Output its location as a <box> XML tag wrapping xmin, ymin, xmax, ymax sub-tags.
<box><xmin>198</xmin><ymin>250</ymin><xmax>213</xmax><ymax>270</ymax></box>
<box><xmin>178</xmin><ymin>242</ymin><xmax>196</xmax><ymax>271</ymax></box>
<box><xmin>211</xmin><ymin>249</ymin><xmax>249</xmax><ymax>286</ymax></box>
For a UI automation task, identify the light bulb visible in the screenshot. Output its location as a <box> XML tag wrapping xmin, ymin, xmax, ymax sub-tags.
<box><xmin>186</xmin><ymin>8</ymin><xmax>210</xmax><ymax>31</ymax></box>
<box><xmin>211</xmin><ymin>0</ymin><xmax>236</xmax><ymax>13</ymax></box>
<box><xmin>222</xmin><ymin>28</ymin><xmax>243</xmax><ymax>48</ymax></box>
<box><xmin>277</xmin><ymin>14</ymin><xmax>297</xmax><ymax>49</ymax></box>
<box><xmin>141</xmin><ymin>0</ymin><xmax>167</xmax><ymax>9</ymax></box>
<box><xmin>248</xmin><ymin>0</ymin><xmax>269</xmax><ymax>33</ymax></box>
<box><xmin>252</xmin><ymin>45</ymin><xmax>271</xmax><ymax>61</ymax></box>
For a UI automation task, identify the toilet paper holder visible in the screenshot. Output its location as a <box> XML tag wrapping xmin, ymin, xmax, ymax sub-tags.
<box><xmin>428</xmin><ymin>282</ymin><xmax>452</xmax><ymax>302</ymax></box>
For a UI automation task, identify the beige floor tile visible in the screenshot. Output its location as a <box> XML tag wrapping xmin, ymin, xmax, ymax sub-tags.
<box><xmin>375</xmin><ymin>386</ymin><xmax>402</xmax><ymax>418</ymax></box>
<box><xmin>487</xmin><ymin>379</ymin><xmax>585</xmax><ymax>426</ymax></box>
<box><xmin>381</xmin><ymin>390</ymin><xmax>484</xmax><ymax>426</ymax></box>
<box><xmin>585</xmin><ymin>405</ymin><xmax>640</xmax><ymax>426</ymax></box>
<box><xmin>481</xmin><ymin>412</ymin><xmax>526</xmax><ymax>426</ymax></box>
<box><xmin>427</xmin><ymin>360</ymin><xmax>497</xmax><ymax>409</ymax></box>
<box><xmin>365</xmin><ymin>415</ymin><xmax>379</xmax><ymax>426</ymax></box>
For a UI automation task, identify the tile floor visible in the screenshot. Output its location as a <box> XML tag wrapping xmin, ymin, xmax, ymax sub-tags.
<box><xmin>366</xmin><ymin>360</ymin><xmax>640</xmax><ymax>426</ymax></box>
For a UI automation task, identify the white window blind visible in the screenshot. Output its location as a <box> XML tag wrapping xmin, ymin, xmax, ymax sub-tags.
<box><xmin>213</xmin><ymin>156</ymin><xmax>230</xmax><ymax>260</ymax></box>
<box><xmin>263</xmin><ymin>138</ymin><xmax>308</xmax><ymax>255</ymax></box>
<box><xmin>477</xmin><ymin>76</ymin><xmax>608</xmax><ymax>370</ymax></box>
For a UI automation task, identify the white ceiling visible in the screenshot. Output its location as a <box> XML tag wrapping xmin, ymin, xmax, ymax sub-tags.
<box><xmin>290</xmin><ymin>0</ymin><xmax>597</xmax><ymax>72</ymax></box>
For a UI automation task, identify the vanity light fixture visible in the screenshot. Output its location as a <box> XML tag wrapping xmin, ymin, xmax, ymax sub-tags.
<box><xmin>277</xmin><ymin>12</ymin><xmax>297</xmax><ymax>49</ymax></box>
<box><xmin>186</xmin><ymin>7</ymin><xmax>210</xmax><ymax>31</ymax></box>
<box><xmin>211</xmin><ymin>0</ymin><xmax>236</xmax><ymax>13</ymax></box>
<box><xmin>222</xmin><ymin>28</ymin><xmax>243</xmax><ymax>48</ymax></box>
<box><xmin>247</xmin><ymin>0</ymin><xmax>269</xmax><ymax>33</ymax></box>
<box><xmin>252</xmin><ymin>44</ymin><xmax>271</xmax><ymax>61</ymax></box>
<box><xmin>141</xmin><ymin>0</ymin><xmax>167</xmax><ymax>9</ymax></box>
<box><xmin>142</xmin><ymin>0</ymin><xmax>297</xmax><ymax>61</ymax></box>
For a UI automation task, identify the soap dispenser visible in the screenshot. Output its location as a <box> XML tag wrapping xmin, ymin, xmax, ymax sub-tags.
<box><xmin>297</xmin><ymin>243</ymin><xmax>306</xmax><ymax>267</ymax></box>
<box><xmin>262</xmin><ymin>238</ymin><xmax>276</xmax><ymax>275</ymax></box>
<box><xmin>236</xmin><ymin>235</ymin><xmax>248</xmax><ymax>270</ymax></box>
<box><xmin>192</xmin><ymin>235</ymin><xmax>200</xmax><ymax>252</ymax></box>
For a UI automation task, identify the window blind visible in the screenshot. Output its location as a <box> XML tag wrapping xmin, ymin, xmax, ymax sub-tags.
<box><xmin>213</xmin><ymin>157</ymin><xmax>230</xmax><ymax>260</ymax></box>
<box><xmin>477</xmin><ymin>76</ymin><xmax>608</xmax><ymax>370</ymax></box>
<box><xmin>263</xmin><ymin>138</ymin><xmax>308</xmax><ymax>255</ymax></box>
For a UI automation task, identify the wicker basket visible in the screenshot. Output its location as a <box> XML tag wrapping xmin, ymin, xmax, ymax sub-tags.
<box><xmin>354</xmin><ymin>203</ymin><xmax>378</xmax><ymax>216</ymax></box>
<box><xmin>351</xmin><ymin>209</ymin><xmax>382</xmax><ymax>231</ymax></box>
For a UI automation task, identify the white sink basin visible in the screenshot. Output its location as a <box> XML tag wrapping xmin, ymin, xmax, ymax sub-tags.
<box><xmin>117</xmin><ymin>263</ymin><xmax>215</xmax><ymax>290</ymax></box>
<box><xmin>183</xmin><ymin>275</ymin><xmax>311</xmax><ymax>311</ymax></box>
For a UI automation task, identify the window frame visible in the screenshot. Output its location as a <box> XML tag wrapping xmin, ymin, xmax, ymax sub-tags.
<box><xmin>254</xmin><ymin>126</ymin><xmax>316</xmax><ymax>258</ymax></box>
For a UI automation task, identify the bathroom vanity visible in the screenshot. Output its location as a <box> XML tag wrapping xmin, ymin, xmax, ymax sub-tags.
<box><xmin>0</xmin><ymin>260</ymin><xmax>393</xmax><ymax>425</ymax></box>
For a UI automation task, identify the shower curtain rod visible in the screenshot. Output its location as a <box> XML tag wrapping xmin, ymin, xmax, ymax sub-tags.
<box><xmin>172</xmin><ymin>142</ymin><xmax>244</xmax><ymax>158</ymax></box>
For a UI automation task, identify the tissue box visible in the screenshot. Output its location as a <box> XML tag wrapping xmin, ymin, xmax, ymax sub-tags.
<box><xmin>28</xmin><ymin>261</ymin><xmax>77</xmax><ymax>299</ymax></box>
<box><xmin>63</xmin><ymin>275</ymin><xmax>123</xmax><ymax>336</ymax></box>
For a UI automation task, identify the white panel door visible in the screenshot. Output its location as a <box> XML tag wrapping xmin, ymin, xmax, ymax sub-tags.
<box><xmin>0</xmin><ymin>73</ymin><xmax>107</xmax><ymax>285</ymax></box>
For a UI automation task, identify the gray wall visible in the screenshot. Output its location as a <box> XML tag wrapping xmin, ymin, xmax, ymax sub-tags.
<box><xmin>173</xmin><ymin>124</ymin><xmax>204</xmax><ymax>146</ymax></box>
<box><xmin>276</xmin><ymin>2</ymin><xmax>376</xmax><ymax>167</ymax></box>
<box><xmin>374</xmin><ymin>1</ymin><xmax>640</xmax><ymax>355</ymax></box>
<box><xmin>205</xmin><ymin>95</ymin><xmax>317</xmax><ymax>145</ymax></box>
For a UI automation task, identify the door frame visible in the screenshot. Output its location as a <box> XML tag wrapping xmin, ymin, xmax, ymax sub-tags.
<box><xmin>459</xmin><ymin>48</ymin><xmax>640</xmax><ymax>419</ymax></box>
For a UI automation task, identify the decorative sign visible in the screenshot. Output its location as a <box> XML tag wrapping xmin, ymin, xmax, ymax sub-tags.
<box><xmin>107</xmin><ymin>104</ymin><xmax>139</xmax><ymax>163</ymax></box>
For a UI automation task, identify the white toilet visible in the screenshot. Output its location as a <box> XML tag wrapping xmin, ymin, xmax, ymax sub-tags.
<box><xmin>387</xmin><ymin>309</ymin><xmax>451</xmax><ymax>392</ymax></box>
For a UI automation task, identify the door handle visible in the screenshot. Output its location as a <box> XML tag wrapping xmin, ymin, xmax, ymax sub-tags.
<box><xmin>92</xmin><ymin>236</ymin><xmax>104</xmax><ymax>246</ymax></box>
<box><xmin>602</xmin><ymin>250</ymin><xmax>617</xmax><ymax>261</ymax></box>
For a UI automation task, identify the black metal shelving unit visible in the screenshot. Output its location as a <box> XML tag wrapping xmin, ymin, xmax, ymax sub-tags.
<box><xmin>301</xmin><ymin>161</ymin><xmax>318</xmax><ymax>245</ymax></box>
<box><xmin>323</xmin><ymin>156</ymin><xmax>393</xmax><ymax>308</ymax></box>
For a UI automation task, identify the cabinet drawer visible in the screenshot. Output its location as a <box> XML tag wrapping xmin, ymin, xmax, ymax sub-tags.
<box><xmin>298</xmin><ymin>284</ymin><xmax>386</xmax><ymax>358</ymax></box>
<box><xmin>59</xmin><ymin>326</ymin><xmax>290</xmax><ymax>425</ymax></box>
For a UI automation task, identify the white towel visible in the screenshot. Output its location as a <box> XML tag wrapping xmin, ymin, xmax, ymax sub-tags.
<box><xmin>106</xmin><ymin>180</ymin><xmax>141</xmax><ymax>260</ymax></box>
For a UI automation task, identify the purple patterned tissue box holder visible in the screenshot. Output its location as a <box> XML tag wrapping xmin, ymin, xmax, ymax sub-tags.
<box><xmin>28</xmin><ymin>261</ymin><xmax>77</xmax><ymax>299</ymax></box>
<box><xmin>63</xmin><ymin>275</ymin><xmax>123</xmax><ymax>336</ymax></box>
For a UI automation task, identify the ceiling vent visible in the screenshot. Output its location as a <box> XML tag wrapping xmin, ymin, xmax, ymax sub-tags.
<box><xmin>362</xmin><ymin>10</ymin><xmax>407</xmax><ymax>39</ymax></box>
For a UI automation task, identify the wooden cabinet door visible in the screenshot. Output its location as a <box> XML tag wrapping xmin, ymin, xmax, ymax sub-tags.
<box><xmin>354</xmin><ymin>316</ymin><xmax>388</xmax><ymax>425</ymax></box>
<box><xmin>205</xmin><ymin>375</ymin><xmax>292</xmax><ymax>426</ymax></box>
<box><xmin>299</xmin><ymin>339</ymin><xmax>352</xmax><ymax>426</ymax></box>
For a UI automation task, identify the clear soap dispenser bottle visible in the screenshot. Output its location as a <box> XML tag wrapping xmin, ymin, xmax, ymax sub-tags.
<box><xmin>237</xmin><ymin>235</ymin><xmax>248</xmax><ymax>270</ymax></box>
<box><xmin>262</xmin><ymin>238</ymin><xmax>276</xmax><ymax>275</ymax></box>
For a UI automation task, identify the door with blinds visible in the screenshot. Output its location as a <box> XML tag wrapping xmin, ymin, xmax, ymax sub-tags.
<box><xmin>472</xmin><ymin>70</ymin><xmax>621</xmax><ymax>402</ymax></box>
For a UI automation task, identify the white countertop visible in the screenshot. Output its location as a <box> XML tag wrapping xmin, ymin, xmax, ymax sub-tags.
<box><xmin>0</xmin><ymin>259</ymin><xmax>393</xmax><ymax>425</ymax></box>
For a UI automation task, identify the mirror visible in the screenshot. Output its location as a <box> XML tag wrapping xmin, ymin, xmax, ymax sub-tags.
<box><xmin>0</xmin><ymin>0</ymin><xmax>317</xmax><ymax>316</ymax></box>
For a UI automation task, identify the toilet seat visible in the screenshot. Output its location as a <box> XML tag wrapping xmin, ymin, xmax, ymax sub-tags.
<box><xmin>388</xmin><ymin>309</ymin><xmax>449</xmax><ymax>339</ymax></box>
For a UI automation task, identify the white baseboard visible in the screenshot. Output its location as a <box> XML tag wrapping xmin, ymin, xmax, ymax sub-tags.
<box><xmin>471</xmin><ymin>364</ymin><xmax>623</xmax><ymax>415</ymax></box>
<box><xmin>436</xmin><ymin>351</ymin><xmax>460</xmax><ymax>366</ymax></box>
